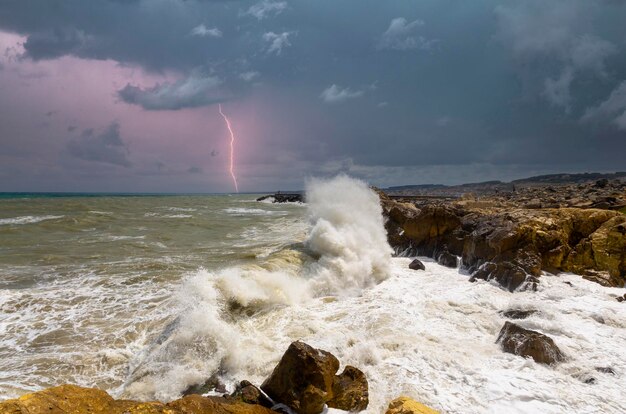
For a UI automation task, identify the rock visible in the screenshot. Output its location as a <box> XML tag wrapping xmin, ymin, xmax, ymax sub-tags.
<box><xmin>436</xmin><ymin>251</ymin><xmax>458</xmax><ymax>268</ymax></box>
<box><xmin>261</xmin><ymin>341</ymin><xmax>339</xmax><ymax>414</ymax></box>
<box><xmin>257</xmin><ymin>193</ymin><xmax>303</xmax><ymax>203</ymax></box>
<box><xmin>380</xmin><ymin>189</ymin><xmax>626</xmax><ymax>288</ymax></box>
<box><xmin>231</xmin><ymin>381</ymin><xmax>274</xmax><ymax>408</ymax></box>
<box><xmin>500</xmin><ymin>309</ymin><xmax>537</xmax><ymax>319</ymax></box>
<box><xmin>327</xmin><ymin>366</ymin><xmax>369</xmax><ymax>412</ymax></box>
<box><xmin>595</xmin><ymin>366</ymin><xmax>616</xmax><ymax>375</ymax></box>
<box><xmin>409</xmin><ymin>259</ymin><xmax>426</xmax><ymax>271</ymax></box>
<box><xmin>524</xmin><ymin>199</ymin><xmax>542</xmax><ymax>209</ymax></box>
<box><xmin>183</xmin><ymin>373</ymin><xmax>227</xmax><ymax>396</ymax></box>
<box><xmin>617</xmin><ymin>296</ymin><xmax>625</xmax><ymax>302</ymax></box>
<box><xmin>470</xmin><ymin>262</ymin><xmax>532</xmax><ymax>292</ymax></box>
<box><xmin>595</xmin><ymin>178</ymin><xmax>609</xmax><ymax>188</ymax></box>
<box><xmin>496</xmin><ymin>322</ymin><xmax>565</xmax><ymax>365</ymax></box>
<box><xmin>385</xmin><ymin>397</ymin><xmax>439</xmax><ymax>414</ymax></box>
<box><xmin>0</xmin><ymin>384</ymin><xmax>275</xmax><ymax>414</ymax></box>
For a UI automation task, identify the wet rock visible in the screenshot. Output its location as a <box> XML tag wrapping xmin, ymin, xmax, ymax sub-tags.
<box><xmin>500</xmin><ymin>309</ymin><xmax>537</xmax><ymax>319</ymax></box>
<box><xmin>231</xmin><ymin>381</ymin><xmax>274</xmax><ymax>408</ymax></box>
<box><xmin>183</xmin><ymin>373</ymin><xmax>227</xmax><ymax>396</ymax></box>
<box><xmin>327</xmin><ymin>366</ymin><xmax>369</xmax><ymax>412</ymax></box>
<box><xmin>385</xmin><ymin>397</ymin><xmax>439</xmax><ymax>414</ymax></box>
<box><xmin>409</xmin><ymin>259</ymin><xmax>426</xmax><ymax>271</ymax></box>
<box><xmin>261</xmin><ymin>341</ymin><xmax>339</xmax><ymax>414</ymax></box>
<box><xmin>496</xmin><ymin>322</ymin><xmax>565</xmax><ymax>365</ymax></box>
<box><xmin>595</xmin><ymin>366</ymin><xmax>616</xmax><ymax>375</ymax></box>
<box><xmin>470</xmin><ymin>262</ymin><xmax>530</xmax><ymax>292</ymax></box>
<box><xmin>617</xmin><ymin>296</ymin><xmax>625</xmax><ymax>302</ymax></box>
<box><xmin>436</xmin><ymin>251</ymin><xmax>458</xmax><ymax>268</ymax></box>
<box><xmin>0</xmin><ymin>384</ymin><xmax>275</xmax><ymax>414</ymax></box>
<box><xmin>257</xmin><ymin>193</ymin><xmax>303</xmax><ymax>203</ymax></box>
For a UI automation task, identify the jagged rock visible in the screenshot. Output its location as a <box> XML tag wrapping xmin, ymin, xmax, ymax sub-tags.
<box><xmin>500</xmin><ymin>309</ymin><xmax>537</xmax><ymax>319</ymax></box>
<box><xmin>436</xmin><ymin>251</ymin><xmax>458</xmax><ymax>268</ymax></box>
<box><xmin>261</xmin><ymin>341</ymin><xmax>339</xmax><ymax>414</ymax></box>
<box><xmin>380</xmin><ymin>190</ymin><xmax>626</xmax><ymax>288</ymax></box>
<box><xmin>496</xmin><ymin>322</ymin><xmax>565</xmax><ymax>365</ymax></box>
<box><xmin>261</xmin><ymin>342</ymin><xmax>368</xmax><ymax>414</ymax></box>
<box><xmin>385</xmin><ymin>397</ymin><xmax>439</xmax><ymax>414</ymax></box>
<box><xmin>409</xmin><ymin>259</ymin><xmax>426</xmax><ymax>271</ymax></box>
<box><xmin>0</xmin><ymin>384</ymin><xmax>275</xmax><ymax>414</ymax></box>
<box><xmin>231</xmin><ymin>381</ymin><xmax>274</xmax><ymax>408</ymax></box>
<box><xmin>327</xmin><ymin>366</ymin><xmax>368</xmax><ymax>411</ymax></box>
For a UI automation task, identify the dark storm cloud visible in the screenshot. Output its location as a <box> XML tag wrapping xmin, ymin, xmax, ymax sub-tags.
<box><xmin>66</xmin><ymin>123</ymin><xmax>131</xmax><ymax>167</ymax></box>
<box><xmin>2</xmin><ymin>0</ymin><xmax>626</xmax><ymax>191</ymax></box>
<box><xmin>118</xmin><ymin>73</ymin><xmax>227</xmax><ymax>110</ymax></box>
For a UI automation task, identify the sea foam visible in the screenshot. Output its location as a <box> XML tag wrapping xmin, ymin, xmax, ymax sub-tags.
<box><xmin>120</xmin><ymin>175</ymin><xmax>393</xmax><ymax>400</ymax></box>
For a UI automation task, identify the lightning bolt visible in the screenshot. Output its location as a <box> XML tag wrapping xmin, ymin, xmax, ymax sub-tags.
<box><xmin>218</xmin><ymin>103</ymin><xmax>239</xmax><ymax>193</ymax></box>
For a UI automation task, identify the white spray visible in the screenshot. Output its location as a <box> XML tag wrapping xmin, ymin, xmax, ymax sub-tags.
<box><xmin>121</xmin><ymin>175</ymin><xmax>393</xmax><ymax>399</ymax></box>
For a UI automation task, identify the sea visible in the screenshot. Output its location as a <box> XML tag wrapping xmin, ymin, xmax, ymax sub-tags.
<box><xmin>0</xmin><ymin>176</ymin><xmax>624</xmax><ymax>414</ymax></box>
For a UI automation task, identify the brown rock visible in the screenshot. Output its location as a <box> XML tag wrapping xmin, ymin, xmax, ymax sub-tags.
<box><xmin>261</xmin><ymin>341</ymin><xmax>339</xmax><ymax>414</ymax></box>
<box><xmin>327</xmin><ymin>366</ymin><xmax>368</xmax><ymax>412</ymax></box>
<box><xmin>0</xmin><ymin>385</ymin><xmax>275</xmax><ymax>414</ymax></box>
<box><xmin>409</xmin><ymin>259</ymin><xmax>426</xmax><ymax>271</ymax></box>
<box><xmin>231</xmin><ymin>381</ymin><xmax>274</xmax><ymax>408</ymax></box>
<box><xmin>496</xmin><ymin>322</ymin><xmax>565</xmax><ymax>365</ymax></box>
<box><xmin>385</xmin><ymin>397</ymin><xmax>439</xmax><ymax>414</ymax></box>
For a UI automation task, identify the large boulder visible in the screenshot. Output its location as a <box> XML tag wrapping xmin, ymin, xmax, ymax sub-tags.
<box><xmin>0</xmin><ymin>384</ymin><xmax>275</xmax><ymax>414</ymax></box>
<box><xmin>385</xmin><ymin>397</ymin><xmax>439</xmax><ymax>414</ymax></box>
<box><xmin>496</xmin><ymin>322</ymin><xmax>565</xmax><ymax>365</ymax></box>
<box><xmin>261</xmin><ymin>341</ymin><xmax>368</xmax><ymax>414</ymax></box>
<box><xmin>327</xmin><ymin>366</ymin><xmax>368</xmax><ymax>411</ymax></box>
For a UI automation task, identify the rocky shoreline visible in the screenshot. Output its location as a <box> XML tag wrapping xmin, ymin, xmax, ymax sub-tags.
<box><xmin>378</xmin><ymin>177</ymin><xmax>626</xmax><ymax>291</ymax></box>
<box><xmin>2</xmin><ymin>176</ymin><xmax>625</xmax><ymax>414</ymax></box>
<box><xmin>0</xmin><ymin>341</ymin><xmax>436</xmax><ymax>414</ymax></box>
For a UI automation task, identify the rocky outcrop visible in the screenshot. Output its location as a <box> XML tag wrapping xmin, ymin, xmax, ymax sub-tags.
<box><xmin>0</xmin><ymin>384</ymin><xmax>275</xmax><ymax>414</ymax></box>
<box><xmin>496</xmin><ymin>322</ymin><xmax>565</xmax><ymax>365</ymax></box>
<box><xmin>261</xmin><ymin>341</ymin><xmax>368</xmax><ymax>414</ymax></box>
<box><xmin>378</xmin><ymin>189</ymin><xmax>626</xmax><ymax>289</ymax></box>
<box><xmin>385</xmin><ymin>397</ymin><xmax>440</xmax><ymax>414</ymax></box>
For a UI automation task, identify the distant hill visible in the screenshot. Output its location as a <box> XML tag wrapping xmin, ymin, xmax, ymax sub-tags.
<box><xmin>384</xmin><ymin>171</ymin><xmax>626</xmax><ymax>196</ymax></box>
<box><xmin>512</xmin><ymin>172</ymin><xmax>626</xmax><ymax>184</ymax></box>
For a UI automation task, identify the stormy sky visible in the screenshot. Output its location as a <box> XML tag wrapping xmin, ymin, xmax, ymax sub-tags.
<box><xmin>1</xmin><ymin>0</ymin><xmax>625</xmax><ymax>192</ymax></box>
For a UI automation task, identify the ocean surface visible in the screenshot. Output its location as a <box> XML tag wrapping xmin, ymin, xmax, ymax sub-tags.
<box><xmin>0</xmin><ymin>176</ymin><xmax>625</xmax><ymax>414</ymax></box>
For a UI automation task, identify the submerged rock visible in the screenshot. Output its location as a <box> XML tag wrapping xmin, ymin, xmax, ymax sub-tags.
<box><xmin>0</xmin><ymin>384</ymin><xmax>275</xmax><ymax>414</ymax></box>
<box><xmin>409</xmin><ymin>259</ymin><xmax>426</xmax><ymax>271</ymax></box>
<box><xmin>496</xmin><ymin>321</ymin><xmax>565</xmax><ymax>365</ymax></box>
<box><xmin>500</xmin><ymin>309</ymin><xmax>537</xmax><ymax>319</ymax></box>
<box><xmin>385</xmin><ymin>397</ymin><xmax>439</xmax><ymax>414</ymax></box>
<box><xmin>261</xmin><ymin>341</ymin><xmax>368</xmax><ymax>414</ymax></box>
